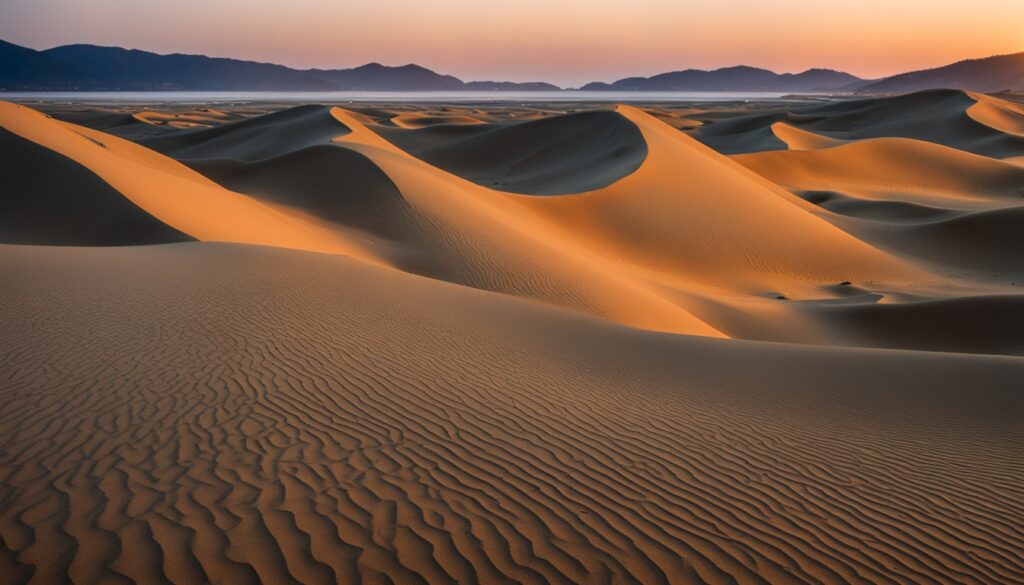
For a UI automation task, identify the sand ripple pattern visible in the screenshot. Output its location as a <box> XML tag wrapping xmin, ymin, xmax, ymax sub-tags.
<box><xmin>1</xmin><ymin>244</ymin><xmax>1022</xmax><ymax>585</ymax></box>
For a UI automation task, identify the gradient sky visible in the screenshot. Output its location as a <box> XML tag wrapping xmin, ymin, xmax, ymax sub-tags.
<box><xmin>2</xmin><ymin>0</ymin><xmax>1022</xmax><ymax>86</ymax></box>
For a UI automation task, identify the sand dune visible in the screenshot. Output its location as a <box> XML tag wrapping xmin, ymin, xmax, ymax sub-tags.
<box><xmin>0</xmin><ymin>102</ymin><xmax>376</xmax><ymax>260</ymax></box>
<box><xmin>330</xmin><ymin>106</ymin><xmax>722</xmax><ymax>335</ymax></box>
<box><xmin>383</xmin><ymin>110</ymin><xmax>648</xmax><ymax>194</ymax></box>
<box><xmin>1</xmin><ymin>242</ymin><xmax>1022</xmax><ymax>585</ymax></box>
<box><xmin>694</xmin><ymin>89</ymin><xmax>1024</xmax><ymax>158</ymax></box>
<box><xmin>508</xmin><ymin>106</ymin><xmax>921</xmax><ymax>291</ymax></box>
<box><xmin>734</xmin><ymin>136</ymin><xmax>1024</xmax><ymax>206</ymax></box>
<box><xmin>188</xmin><ymin>145</ymin><xmax>413</xmax><ymax>242</ymax></box>
<box><xmin>965</xmin><ymin>92</ymin><xmax>1024</xmax><ymax>137</ymax></box>
<box><xmin>142</xmin><ymin>104</ymin><xmax>350</xmax><ymax>161</ymax></box>
<box><xmin>0</xmin><ymin>127</ymin><xmax>191</xmax><ymax>245</ymax></box>
<box><xmin>839</xmin><ymin>205</ymin><xmax>1024</xmax><ymax>281</ymax></box>
<box><xmin>133</xmin><ymin>107</ymin><xmax>235</xmax><ymax>129</ymax></box>
<box><xmin>389</xmin><ymin>112</ymin><xmax>486</xmax><ymax>128</ymax></box>
<box><xmin>2</xmin><ymin>94</ymin><xmax>1023</xmax><ymax>584</ymax></box>
<box><xmin>770</xmin><ymin>122</ymin><xmax>844</xmax><ymax>150</ymax></box>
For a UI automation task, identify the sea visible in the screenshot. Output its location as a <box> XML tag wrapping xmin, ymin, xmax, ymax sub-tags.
<box><xmin>0</xmin><ymin>90</ymin><xmax>802</xmax><ymax>103</ymax></box>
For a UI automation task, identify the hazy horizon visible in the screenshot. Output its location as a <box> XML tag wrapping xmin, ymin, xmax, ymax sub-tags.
<box><xmin>2</xmin><ymin>0</ymin><xmax>1021</xmax><ymax>86</ymax></box>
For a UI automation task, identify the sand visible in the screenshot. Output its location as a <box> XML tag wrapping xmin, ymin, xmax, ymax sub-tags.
<box><xmin>1</xmin><ymin>91</ymin><xmax>1023</xmax><ymax>584</ymax></box>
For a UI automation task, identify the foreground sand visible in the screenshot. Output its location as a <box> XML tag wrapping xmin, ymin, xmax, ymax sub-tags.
<box><xmin>1</xmin><ymin>91</ymin><xmax>1023</xmax><ymax>584</ymax></box>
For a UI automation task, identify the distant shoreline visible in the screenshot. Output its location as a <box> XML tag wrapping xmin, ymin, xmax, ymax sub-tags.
<box><xmin>0</xmin><ymin>90</ymin><xmax>811</xmax><ymax>104</ymax></box>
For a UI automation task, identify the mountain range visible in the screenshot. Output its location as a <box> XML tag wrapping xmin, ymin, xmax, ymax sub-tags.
<box><xmin>580</xmin><ymin>66</ymin><xmax>863</xmax><ymax>92</ymax></box>
<box><xmin>1</xmin><ymin>39</ymin><xmax>1021</xmax><ymax>93</ymax></box>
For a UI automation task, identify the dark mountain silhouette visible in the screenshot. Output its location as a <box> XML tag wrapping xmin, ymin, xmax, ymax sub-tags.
<box><xmin>858</xmin><ymin>53</ymin><xmax>1024</xmax><ymax>94</ymax></box>
<box><xmin>0</xmin><ymin>39</ymin><xmax>93</xmax><ymax>89</ymax></box>
<box><xmin>2</xmin><ymin>39</ymin><xmax>1021</xmax><ymax>93</ymax></box>
<box><xmin>464</xmin><ymin>81</ymin><xmax>561</xmax><ymax>91</ymax></box>
<box><xmin>0</xmin><ymin>40</ymin><xmax>555</xmax><ymax>91</ymax></box>
<box><xmin>580</xmin><ymin>66</ymin><xmax>864</xmax><ymax>92</ymax></box>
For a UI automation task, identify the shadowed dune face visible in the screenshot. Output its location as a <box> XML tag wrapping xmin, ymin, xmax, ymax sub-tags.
<box><xmin>0</xmin><ymin>128</ymin><xmax>191</xmax><ymax>245</ymax></box>
<box><xmin>0</xmin><ymin>101</ymin><xmax>379</xmax><ymax>262</ymax></box>
<box><xmin>141</xmin><ymin>104</ymin><xmax>352</xmax><ymax>161</ymax></box>
<box><xmin>380</xmin><ymin>110</ymin><xmax>648</xmax><ymax>195</ymax></box>
<box><xmin>187</xmin><ymin>145</ymin><xmax>415</xmax><ymax>242</ymax></box>
<box><xmin>2</xmin><ymin>91</ymin><xmax>1024</xmax><ymax>585</ymax></box>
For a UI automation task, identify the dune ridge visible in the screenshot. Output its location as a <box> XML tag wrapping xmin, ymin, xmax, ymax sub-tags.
<box><xmin>694</xmin><ymin>89</ymin><xmax>1024</xmax><ymax>158</ymax></box>
<box><xmin>0</xmin><ymin>101</ymin><xmax>379</xmax><ymax>261</ymax></box>
<box><xmin>6</xmin><ymin>98</ymin><xmax>1016</xmax><ymax>347</ymax></box>
<box><xmin>734</xmin><ymin>136</ymin><xmax>1024</xmax><ymax>205</ymax></box>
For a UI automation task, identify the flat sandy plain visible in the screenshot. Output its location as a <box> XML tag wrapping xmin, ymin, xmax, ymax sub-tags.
<box><xmin>1</xmin><ymin>90</ymin><xmax>1023</xmax><ymax>584</ymax></box>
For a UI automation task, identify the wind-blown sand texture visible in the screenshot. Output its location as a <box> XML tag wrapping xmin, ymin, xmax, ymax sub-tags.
<box><xmin>1</xmin><ymin>90</ymin><xmax>1023</xmax><ymax>584</ymax></box>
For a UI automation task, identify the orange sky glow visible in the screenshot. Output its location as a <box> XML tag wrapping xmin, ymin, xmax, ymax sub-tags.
<box><xmin>1</xmin><ymin>0</ymin><xmax>1021</xmax><ymax>86</ymax></box>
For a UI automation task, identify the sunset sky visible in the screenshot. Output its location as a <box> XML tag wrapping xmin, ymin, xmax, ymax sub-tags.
<box><xmin>1</xmin><ymin>0</ymin><xmax>1021</xmax><ymax>86</ymax></box>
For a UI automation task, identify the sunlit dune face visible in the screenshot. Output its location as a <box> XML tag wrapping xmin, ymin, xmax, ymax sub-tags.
<box><xmin>1</xmin><ymin>0</ymin><xmax>1021</xmax><ymax>84</ymax></box>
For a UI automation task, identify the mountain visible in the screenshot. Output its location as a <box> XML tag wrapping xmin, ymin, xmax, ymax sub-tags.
<box><xmin>0</xmin><ymin>40</ymin><xmax>557</xmax><ymax>91</ymax></box>
<box><xmin>40</xmin><ymin>44</ymin><xmax>337</xmax><ymax>90</ymax></box>
<box><xmin>310</xmin><ymin>62</ymin><xmax>463</xmax><ymax>91</ymax></box>
<box><xmin>464</xmin><ymin>81</ymin><xmax>562</xmax><ymax>91</ymax></box>
<box><xmin>581</xmin><ymin>66</ymin><xmax>864</xmax><ymax>92</ymax></box>
<box><xmin>3</xmin><ymin>38</ymin><xmax>1022</xmax><ymax>94</ymax></box>
<box><xmin>0</xmin><ymin>39</ymin><xmax>93</xmax><ymax>89</ymax></box>
<box><xmin>858</xmin><ymin>53</ymin><xmax>1024</xmax><ymax>93</ymax></box>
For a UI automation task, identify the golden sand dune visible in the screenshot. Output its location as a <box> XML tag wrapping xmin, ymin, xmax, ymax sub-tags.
<box><xmin>1</xmin><ymin>243</ymin><xmax>1021</xmax><ymax>585</ymax></box>
<box><xmin>734</xmin><ymin>136</ymin><xmax>1024</xmax><ymax>206</ymax></box>
<box><xmin>0</xmin><ymin>102</ymin><xmax>375</xmax><ymax>260</ymax></box>
<box><xmin>1</xmin><ymin>94</ymin><xmax>1023</xmax><ymax>584</ymax></box>
<box><xmin>331</xmin><ymin>106</ymin><xmax>722</xmax><ymax>335</ymax></box>
<box><xmin>133</xmin><ymin>108</ymin><xmax>235</xmax><ymax>129</ymax></box>
<box><xmin>510</xmin><ymin>106</ymin><xmax>919</xmax><ymax>290</ymax></box>
<box><xmin>770</xmin><ymin>122</ymin><xmax>844</xmax><ymax>150</ymax></box>
<box><xmin>389</xmin><ymin>112</ymin><xmax>486</xmax><ymax>128</ymax></box>
<box><xmin>966</xmin><ymin>92</ymin><xmax>1024</xmax><ymax>137</ymax></box>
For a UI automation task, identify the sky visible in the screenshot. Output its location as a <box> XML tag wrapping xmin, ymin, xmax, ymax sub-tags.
<box><xmin>1</xmin><ymin>0</ymin><xmax>1022</xmax><ymax>86</ymax></box>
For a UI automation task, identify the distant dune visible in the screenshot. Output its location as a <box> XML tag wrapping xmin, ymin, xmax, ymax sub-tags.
<box><xmin>693</xmin><ymin>89</ymin><xmax>1024</xmax><ymax>157</ymax></box>
<box><xmin>1</xmin><ymin>91</ymin><xmax>1023</xmax><ymax>584</ymax></box>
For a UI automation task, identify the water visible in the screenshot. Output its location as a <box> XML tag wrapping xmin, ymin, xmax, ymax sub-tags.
<box><xmin>0</xmin><ymin>90</ymin><xmax>797</xmax><ymax>103</ymax></box>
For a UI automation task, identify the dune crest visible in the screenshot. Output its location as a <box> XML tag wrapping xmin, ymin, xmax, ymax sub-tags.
<box><xmin>389</xmin><ymin>112</ymin><xmax>485</xmax><ymax>128</ymax></box>
<box><xmin>734</xmin><ymin>136</ymin><xmax>1024</xmax><ymax>206</ymax></box>
<box><xmin>0</xmin><ymin>101</ymin><xmax>378</xmax><ymax>261</ymax></box>
<box><xmin>966</xmin><ymin>92</ymin><xmax>1024</xmax><ymax>137</ymax></box>
<box><xmin>771</xmin><ymin>121</ymin><xmax>844</xmax><ymax>150</ymax></box>
<box><xmin>511</xmin><ymin>105</ymin><xmax>923</xmax><ymax>292</ymax></box>
<box><xmin>331</xmin><ymin>106</ymin><xmax>723</xmax><ymax>335</ymax></box>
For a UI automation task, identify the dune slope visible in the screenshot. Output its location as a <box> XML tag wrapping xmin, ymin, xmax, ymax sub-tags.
<box><xmin>0</xmin><ymin>101</ymin><xmax>378</xmax><ymax>261</ymax></box>
<box><xmin>734</xmin><ymin>136</ymin><xmax>1024</xmax><ymax>204</ymax></box>
<box><xmin>385</xmin><ymin>110</ymin><xmax>648</xmax><ymax>194</ymax></box>
<box><xmin>142</xmin><ymin>105</ymin><xmax>350</xmax><ymax>161</ymax></box>
<box><xmin>0</xmin><ymin>127</ymin><xmax>191</xmax><ymax>245</ymax></box>
<box><xmin>1</xmin><ymin>242</ymin><xmax>1021</xmax><ymax>585</ymax></box>
<box><xmin>695</xmin><ymin>89</ymin><xmax>1024</xmax><ymax>158</ymax></box>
